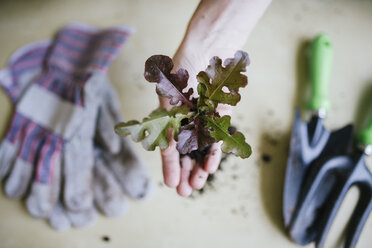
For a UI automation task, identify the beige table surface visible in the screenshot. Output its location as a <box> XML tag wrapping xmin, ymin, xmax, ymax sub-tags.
<box><xmin>0</xmin><ymin>0</ymin><xmax>372</xmax><ymax>247</ymax></box>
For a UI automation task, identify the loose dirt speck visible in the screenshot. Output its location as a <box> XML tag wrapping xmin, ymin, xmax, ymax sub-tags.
<box><xmin>263</xmin><ymin>134</ymin><xmax>279</xmax><ymax>146</ymax></box>
<box><xmin>102</xmin><ymin>236</ymin><xmax>110</xmax><ymax>242</ymax></box>
<box><xmin>262</xmin><ymin>154</ymin><xmax>272</xmax><ymax>163</ymax></box>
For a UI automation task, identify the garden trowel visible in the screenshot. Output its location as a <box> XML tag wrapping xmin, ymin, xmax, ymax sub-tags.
<box><xmin>289</xmin><ymin>111</ymin><xmax>372</xmax><ymax>248</ymax></box>
<box><xmin>283</xmin><ymin>34</ymin><xmax>353</xmax><ymax>236</ymax></box>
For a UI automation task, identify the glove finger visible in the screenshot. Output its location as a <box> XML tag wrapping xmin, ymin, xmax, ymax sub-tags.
<box><xmin>49</xmin><ymin>199</ymin><xmax>96</xmax><ymax>230</ymax></box>
<box><xmin>26</xmin><ymin>137</ymin><xmax>62</xmax><ymax>218</ymax></box>
<box><xmin>0</xmin><ymin>111</ymin><xmax>28</xmax><ymax>180</ymax></box>
<box><xmin>108</xmin><ymin>139</ymin><xmax>153</xmax><ymax>200</ymax></box>
<box><xmin>63</xmin><ymin>139</ymin><xmax>94</xmax><ymax>212</ymax></box>
<box><xmin>0</xmin><ymin>140</ymin><xmax>20</xmax><ymax>180</ymax></box>
<box><xmin>96</xmin><ymin>104</ymin><xmax>121</xmax><ymax>154</ymax></box>
<box><xmin>49</xmin><ymin>203</ymin><xmax>96</xmax><ymax>230</ymax></box>
<box><xmin>5</xmin><ymin>120</ymin><xmax>47</xmax><ymax>198</ymax></box>
<box><xmin>67</xmin><ymin>207</ymin><xmax>96</xmax><ymax>228</ymax></box>
<box><xmin>48</xmin><ymin>203</ymin><xmax>71</xmax><ymax>231</ymax></box>
<box><xmin>94</xmin><ymin>149</ymin><xmax>128</xmax><ymax>217</ymax></box>
<box><xmin>5</xmin><ymin>158</ymin><xmax>33</xmax><ymax>198</ymax></box>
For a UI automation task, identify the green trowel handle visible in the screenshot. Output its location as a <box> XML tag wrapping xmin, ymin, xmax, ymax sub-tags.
<box><xmin>358</xmin><ymin>114</ymin><xmax>372</xmax><ymax>146</ymax></box>
<box><xmin>308</xmin><ymin>34</ymin><xmax>332</xmax><ymax>112</ymax></box>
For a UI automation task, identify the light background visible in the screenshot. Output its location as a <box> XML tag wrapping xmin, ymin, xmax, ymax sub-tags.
<box><xmin>0</xmin><ymin>0</ymin><xmax>371</xmax><ymax>247</ymax></box>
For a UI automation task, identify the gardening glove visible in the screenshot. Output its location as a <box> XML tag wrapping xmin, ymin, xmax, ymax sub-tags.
<box><xmin>0</xmin><ymin>24</ymin><xmax>152</xmax><ymax>230</ymax></box>
<box><xmin>46</xmin><ymin>79</ymin><xmax>153</xmax><ymax>231</ymax></box>
<box><xmin>48</xmin><ymin>139</ymin><xmax>153</xmax><ymax>231</ymax></box>
<box><xmin>0</xmin><ymin>23</ymin><xmax>132</xmax><ymax>217</ymax></box>
<box><xmin>44</xmin><ymin>82</ymin><xmax>153</xmax><ymax>230</ymax></box>
<box><xmin>94</xmin><ymin>74</ymin><xmax>153</xmax><ymax>202</ymax></box>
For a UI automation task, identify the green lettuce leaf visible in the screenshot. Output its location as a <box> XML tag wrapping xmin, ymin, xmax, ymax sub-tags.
<box><xmin>203</xmin><ymin>115</ymin><xmax>251</xmax><ymax>158</ymax></box>
<box><xmin>197</xmin><ymin>50</ymin><xmax>249</xmax><ymax>107</ymax></box>
<box><xmin>115</xmin><ymin>106</ymin><xmax>189</xmax><ymax>151</ymax></box>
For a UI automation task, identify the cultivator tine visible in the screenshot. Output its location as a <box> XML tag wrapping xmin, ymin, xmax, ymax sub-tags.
<box><xmin>314</xmin><ymin>178</ymin><xmax>351</xmax><ymax>248</ymax></box>
<box><xmin>289</xmin><ymin>156</ymin><xmax>347</xmax><ymax>245</ymax></box>
<box><xmin>345</xmin><ymin>188</ymin><xmax>372</xmax><ymax>248</ymax></box>
<box><xmin>289</xmin><ymin>159</ymin><xmax>334</xmax><ymax>245</ymax></box>
<box><xmin>344</xmin><ymin>162</ymin><xmax>372</xmax><ymax>248</ymax></box>
<box><xmin>289</xmin><ymin>149</ymin><xmax>372</xmax><ymax>248</ymax></box>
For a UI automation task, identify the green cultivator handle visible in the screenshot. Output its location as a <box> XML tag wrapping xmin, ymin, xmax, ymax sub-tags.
<box><xmin>358</xmin><ymin>114</ymin><xmax>372</xmax><ymax>146</ymax></box>
<box><xmin>308</xmin><ymin>34</ymin><xmax>332</xmax><ymax>114</ymax></box>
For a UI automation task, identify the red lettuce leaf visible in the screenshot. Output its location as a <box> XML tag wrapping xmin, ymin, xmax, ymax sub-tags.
<box><xmin>176</xmin><ymin>116</ymin><xmax>215</xmax><ymax>154</ymax></box>
<box><xmin>144</xmin><ymin>55</ymin><xmax>194</xmax><ymax>108</ymax></box>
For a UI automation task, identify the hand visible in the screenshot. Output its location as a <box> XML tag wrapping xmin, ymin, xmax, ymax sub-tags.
<box><xmin>159</xmin><ymin>47</ymin><xmax>232</xmax><ymax>197</ymax></box>
<box><xmin>158</xmin><ymin>0</ymin><xmax>272</xmax><ymax>196</ymax></box>
<box><xmin>161</xmin><ymin>136</ymin><xmax>223</xmax><ymax>196</ymax></box>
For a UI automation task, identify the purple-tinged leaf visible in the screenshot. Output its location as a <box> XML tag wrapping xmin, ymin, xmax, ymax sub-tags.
<box><xmin>176</xmin><ymin>116</ymin><xmax>215</xmax><ymax>154</ymax></box>
<box><xmin>144</xmin><ymin>55</ymin><xmax>194</xmax><ymax>108</ymax></box>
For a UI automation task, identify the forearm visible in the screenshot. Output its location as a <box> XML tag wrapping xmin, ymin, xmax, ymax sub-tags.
<box><xmin>160</xmin><ymin>0</ymin><xmax>271</xmax><ymax>109</ymax></box>
<box><xmin>174</xmin><ymin>0</ymin><xmax>271</xmax><ymax>65</ymax></box>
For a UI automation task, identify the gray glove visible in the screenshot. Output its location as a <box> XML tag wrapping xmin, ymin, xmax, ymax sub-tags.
<box><xmin>0</xmin><ymin>25</ymin><xmax>153</xmax><ymax>230</ymax></box>
<box><xmin>46</xmin><ymin>79</ymin><xmax>153</xmax><ymax>230</ymax></box>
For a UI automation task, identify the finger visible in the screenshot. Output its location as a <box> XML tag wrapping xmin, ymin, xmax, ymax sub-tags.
<box><xmin>27</xmin><ymin>135</ymin><xmax>63</xmax><ymax>218</ymax></box>
<box><xmin>66</xmin><ymin>207</ymin><xmax>96</xmax><ymax>228</ymax></box>
<box><xmin>26</xmin><ymin>157</ymin><xmax>61</xmax><ymax>218</ymax></box>
<box><xmin>5</xmin><ymin>121</ymin><xmax>46</xmax><ymax>198</ymax></box>
<box><xmin>27</xmin><ymin>183</ymin><xmax>57</xmax><ymax>218</ymax></box>
<box><xmin>161</xmin><ymin>134</ymin><xmax>180</xmax><ymax>188</ymax></box>
<box><xmin>0</xmin><ymin>113</ymin><xmax>24</xmax><ymax>180</ymax></box>
<box><xmin>189</xmin><ymin>163</ymin><xmax>208</xmax><ymax>190</ymax></box>
<box><xmin>109</xmin><ymin>139</ymin><xmax>153</xmax><ymax>200</ymax></box>
<box><xmin>63</xmin><ymin>139</ymin><xmax>94</xmax><ymax>212</ymax></box>
<box><xmin>158</xmin><ymin>100</ymin><xmax>181</xmax><ymax>188</ymax></box>
<box><xmin>48</xmin><ymin>203</ymin><xmax>71</xmax><ymax>231</ymax></box>
<box><xmin>94</xmin><ymin>151</ymin><xmax>128</xmax><ymax>217</ymax></box>
<box><xmin>5</xmin><ymin>158</ymin><xmax>33</xmax><ymax>198</ymax></box>
<box><xmin>204</xmin><ymin>142</ymin><xmax>222</xmax><ymax>174</ymax></box>
<box><xmin>0</xmin><ymin>140</ymin><xmax>19</xmax><ymax>180</ymax></box>
<box><xmin>176</xmin><ymin>156</ymin><xmax>193</xmax><ymax>197</ymax></box>
<box><xmin>96</xmin><ymin>104</ymin><xmax>121</xmax><ymax>154</ymax></box>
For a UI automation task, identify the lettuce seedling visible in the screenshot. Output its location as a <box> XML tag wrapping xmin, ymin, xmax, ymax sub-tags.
<box><xmin>115</xmin><ymin>50</ymin><xmax>252</xmax><ymax>159</ymax></box>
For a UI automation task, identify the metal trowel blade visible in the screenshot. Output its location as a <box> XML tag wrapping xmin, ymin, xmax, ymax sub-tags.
<box><xmin>283</xmin><ymin>110</ymin><xmax>330</xmax><ymax>227</ymax></box>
